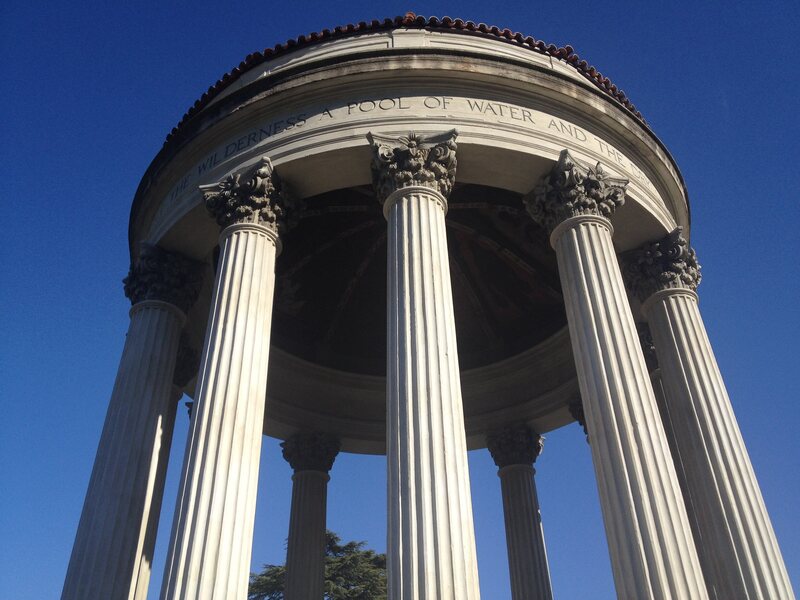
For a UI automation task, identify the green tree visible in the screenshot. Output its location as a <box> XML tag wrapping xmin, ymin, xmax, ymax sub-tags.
<box><xmin>249</xmin><ymin>531</ymin><xmax>387</xmax><ymax>600</ymax></box>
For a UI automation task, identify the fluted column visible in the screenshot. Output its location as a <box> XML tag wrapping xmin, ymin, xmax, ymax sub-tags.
<box><xmin>281</xmin><ymin>433</ymin><xmax>340</xmax><ymax>600</ymax></box>
<box><xmin>62</xmin><ymin>245</ymin><xmax>201</xmax><ymax>600</ymax></box>
<box><xmin>524</xmin><ymin>150</ymin><xmax>707</xmax><ymax>599</ymax></box>
<box><xmin>131</xmin><ymin>343</ymin><xmax>200</xmax><ymax>600</ymax></box>
<box><xmin>369</xmin><ymin>130</ymin><xmax>481</xmax><ymax>600</ymax></box>
<box><xmin>637</xmin><ymin>324</ymin><xmax>686</xmax><ymax>487</ymax></box>
<box><xmin>487</xmin><ymin>426</ymin><xmax>553</xmax><ymax>600</ymax></box>
<box><xmin>625</xmin><ymin>229</ymin><xmax>795</xmax><ymax>599</ymax></box>
<box><xmin>160</xmin><ymin>157</ymin><xmax>291</xmax><ymax>599</ymax></box>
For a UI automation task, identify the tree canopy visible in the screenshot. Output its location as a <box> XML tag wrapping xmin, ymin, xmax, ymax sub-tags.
<box><xmin>249</xmin><ymin>530</ymin><xmax>387</xmax><ymax>600</ymax></box>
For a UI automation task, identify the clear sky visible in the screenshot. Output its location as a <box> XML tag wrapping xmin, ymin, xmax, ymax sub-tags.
<box><xmin>1</xmin><ymin>1</ymin><xmax>798</xmax><ymax>598</ymax></box>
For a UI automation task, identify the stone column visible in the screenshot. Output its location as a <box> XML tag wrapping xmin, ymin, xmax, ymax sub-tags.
<box><xmin>130</xmin><ymin>384</ymin><xmax>183</xmax><ymax>600</ymax></box>
<box><xmin>637</xmin><ymin>322</ymin><xmax>707</xmax><ymax>594</ymax></box>
<box><xmin>524</xmin><ymin>150</ymin><xmax>707</xmax><ymax>599</ymax></box>
<box><xmin>131</xmin><ymin>342</ymin><xmax>200</xmax><ymax>600</ymax></box>
<box><xmin>649</xmin><ymin>366</ymin><xmax>688</xmax><ymax>507</ymax></box>
<box><xmin>487</xmin><ymin>426</ymin><xmax>553</xmax><ymax>600</ymax></box>
<box><xmin>160</xmin><ymin>157</ymin><xmax>290</xmax><ymax>599</ymax></box>
<box><xmin>281</xmin><ymin>433</ymin><xmax>341</xmax><ymax>600</ymax></box>
<box><xmin>368</xmin><ymin>131</ymin><xmax>481</xmax><ymax>600</ymax></box>
<box><xmin>624</xmin><ymin>229</ymin><xmax>795</xmax><ymax>600</ymax></box>
<box><xmin>62</xmin><ymin>245</ymin><xmax>201</xmax><ymax>600</ymax></box>
<box><xmin>636</xmin><ymin>324</ymin><xmax>685</xmax><ymax>486</ymax></box>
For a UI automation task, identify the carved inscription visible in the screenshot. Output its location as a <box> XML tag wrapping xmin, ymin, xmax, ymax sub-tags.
<box><xmin>166</xmin><ymin>95</ymin><xmax>657</xmax><ymax>204</ymax></box>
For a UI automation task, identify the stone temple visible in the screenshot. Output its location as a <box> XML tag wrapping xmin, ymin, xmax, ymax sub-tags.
<box><xmin>62</xmin><ymin>13</ymin><xmax>795</xmax><ymax>600</ymax></box>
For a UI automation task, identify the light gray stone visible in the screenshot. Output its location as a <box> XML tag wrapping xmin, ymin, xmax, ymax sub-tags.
<box><xmin>373</xmin><ymin>131</ymin><xmax>482</xmax><ymax>600</ymax></box>
<box><xmin>160</xmin><ymin>159</ymin><xmax>284</xmax><ymax>599</ymax></box>
<box><xmin>528</xmin><ymin>150</ymin><xmax>708</xmax><ymax>599</ymax></box>
<box><xmin>63</xmin><ymin>242</ymin><xmax>201</xmax><ymax>600</ymax></box>
<box><xmin>284</xmin><ymin>472</ymin><xmax>330</xmax><ymax>600</ymax></box>
<box><xmin>281</xmin><ymin>433</ymin><xmax>340</xmax><ymax>600</ymax></box>
<box><xmin>627</xmin><ymin>230</ymin><xmax>796</xmax><ymax>599</ymax></box>
<box><xmin>62</xmin><ymin>301</ymin><xmax>185</xmax><ymax>600</ymax></box>
<box><xmin>487</xmin><ymin>426</ymin><xmax>553</xmax><ymax>600</ymax></box>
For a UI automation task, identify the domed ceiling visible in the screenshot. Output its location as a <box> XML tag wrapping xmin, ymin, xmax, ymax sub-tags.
<box><xmin>269</xmin><ymin>183</ymin><xmax>567</xmax><ymax>376</ymax></box>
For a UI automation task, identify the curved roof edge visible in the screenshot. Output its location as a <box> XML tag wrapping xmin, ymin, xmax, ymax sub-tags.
<box><xmin>130</xmin><ymin>13</ymin><xmax>691</xmax><ymax>252</ymax></box>
<box><xmin>163</xmin><ymin>13</ymin><xmax>647</xmax><ymax>150</ymax></box>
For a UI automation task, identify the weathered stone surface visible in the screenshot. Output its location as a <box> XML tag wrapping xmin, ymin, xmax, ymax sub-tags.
<box><xmin>203</xmin><ymin>157</ymin><xmax>291</xmax><ymax>232</ymax></box>
<box><xmin>644</xmin><ymin>278</ymin><xmax>795</xmax><ymax>599</ymax></box>
<box><xmin>281</xmin><ymin>433</ymin><xmax>339</xmax><ymax>600</ymax></box>
<box><xmin>379</xmin><ymin>134</ymin><xmax>481</xmax><ymax>599</ymax></box>
<box><xmin>62</xmin><ymin>301</ymin><xmax>184</xmax><ymax>600</ymax></box>
<box><xmin>487</xmin><ymin>425</ymin><xmax>543</xmax><ymax>468</ymax></box>
<box><xmin>623</xmin><ymin>227</ymin><xmax>701</xmax><ymax>301</ymax></box>
<box><xmin>123</xmin><ymin>243</ymin><xmax>202</xmax><ymax>313</ymax></box>
<box><xmin>497</xmin><ymin>463</ymin><xmax>553</xmax><ymax>600</ymax></box>
<box><xmin>73</xmin><ymin>19</ymin><xmax>796</xmax><ymax>600</ymax></box>
<box><xmin>160</xmin><ymin>222</ymin><xmax>279</xmax><ymax>599</ymax></box>
<box><xmin>368</xmin><ymin>130</ymin><xmax>458</xmax><ymax>205</ymax></box>
<box><xmin>281</xmin><ymin>432</ymin><xmax>340</xmax><ymax>473</ymax></box>
<box><xmin>543</xmin><ymin>201</ymin><xmax>707</xmax><ymax>598</ymax></box>
<box><xmin>524</xmin><ymin>149</ymin><xmax>628</xmax><ymax>234</ymax></box>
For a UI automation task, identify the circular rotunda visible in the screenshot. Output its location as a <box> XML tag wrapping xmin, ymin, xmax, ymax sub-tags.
<box><xmin>63</xmin><ymin>13</ymin><xmax>795</xmax><ymax>600</ymax></box>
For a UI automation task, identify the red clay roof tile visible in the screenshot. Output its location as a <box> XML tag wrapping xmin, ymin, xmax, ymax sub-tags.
<box><xmin>162</xmin><ymin>13</ymin><xmax>647</xmax><ymax>150</ymax></box>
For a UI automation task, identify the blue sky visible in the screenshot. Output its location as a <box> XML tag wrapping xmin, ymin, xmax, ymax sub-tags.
<box><xmin>1</xmin><ymin>1</ymin><xmax>798</xmax><ymax>598</ymax></box>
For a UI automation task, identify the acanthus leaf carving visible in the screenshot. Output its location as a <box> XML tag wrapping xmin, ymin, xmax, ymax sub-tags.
<box><xmin>122</xmin><ymin>243</ymin><xmax>203</xmax><ymax>313</ymax></box>
<box><xmin>367</xmin><ymin>130</ymin><xmax>458</xmax><ymax>204</ymax></box>
<box><xmin>281</xmin><ymin>432</ymin><xmax>341</xmax><ymax>473</ymax></box>
<box><xmin>524</xmin><ymin>149</ymin><xmax>628</xmax><ymax>233</ymax></box>
<box><xmin>203</xmin><ymin>157</ymin><xmax>292</xmax><ymax>232</ymax></box>
<box><xmin>486</xmin><ymin>425</ymin><xmax>544</xmax><ymax>468</ymax></box>
<box><xmin>623</xmin><ymin>227</ymin><xmax>701</xmax><ymax>301</ymax></box>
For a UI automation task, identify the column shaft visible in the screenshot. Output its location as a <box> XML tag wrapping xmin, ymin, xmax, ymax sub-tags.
<box><xmin>62</xmin><ymin>301</ymin><xmax>184</xmax><ymax>600</ymax></box>
<box><xmin>645</xmin><ymin>289</ymin><xmax>795</xmax><ymax>599</ymax></box>
<box><xmin>386</xmin><ymin>186</ymin><xmax>481</xmax><ymax>600</ymax></box>
<box><xmin>647</xmin><ymin>368</ymin><xmax>695</xmax><ymax>527</ymax></box>
<box><xmin>498</xmin><ymin>465</ymin><xmax>553</xmax><ymax>600</ymax></box>
<box><xmin>284</xmin><ymin>471</ymin><xmax>330</xmax><ymax>599</ymax></box>
<box><xmin>552</xmin><ymin>216</ymin><xmax>707</xmax><ymax>599</ymax></box>
<box><xmin>131</xmin><ymin>385</ymin><xmax>182</xmax><ymax>600</ymax></box>
<box><xmin>160</xmin><ymin>223</ymin><xmax>277</xmax><ymax>599</ymax></box>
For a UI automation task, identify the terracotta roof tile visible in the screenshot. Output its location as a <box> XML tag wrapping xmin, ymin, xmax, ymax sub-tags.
<box><xmin>162</xmin><ymin>13</ymin><xmax>647</xmax><ymax>149</ymax></box>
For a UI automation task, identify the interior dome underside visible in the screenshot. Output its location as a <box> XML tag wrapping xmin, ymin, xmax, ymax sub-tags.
<box><xmin>270</xmin><ymin>183</ymin><xmax>566</xmax><ymax>375</ymax></box>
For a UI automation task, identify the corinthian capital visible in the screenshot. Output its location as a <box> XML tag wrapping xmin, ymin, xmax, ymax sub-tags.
<box><xmin>486</xmin><ymin>425</ymin><xmax>544</xmax><ymax>468</ymax></box>
<box><xmin>202</xmin><ymin>157</ymin><xmax>290</xmax><ymax>232</ymax></box>
<box><xmin>123</xmin><ymin>243</ymin><xmax>203</xmax><ymax>313</ymax></box>
<box><xmin>281</xmin><ymin>432</ymin><xmax>341</xmax><ymax>473</ymax></box>
<box><xmin>623</xmin><ymin>227</ymin><xmax>701</xmax><ymax>301</ymax></box>
<box><xmin>367</xmin><ymin>130</ymin><xmax>458</xmax><ymax>205</ymax></box>
<box><xmin>524</xmin><ymin>149</ymin><xmax>628</xmax><ymax>233</ymax></box>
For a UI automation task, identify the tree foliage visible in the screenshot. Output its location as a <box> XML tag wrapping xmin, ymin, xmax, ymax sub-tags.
<box><xmin>249</xmin><ymin>530</ymin><xmax>387</xmax><ymax>600</ymax></box>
